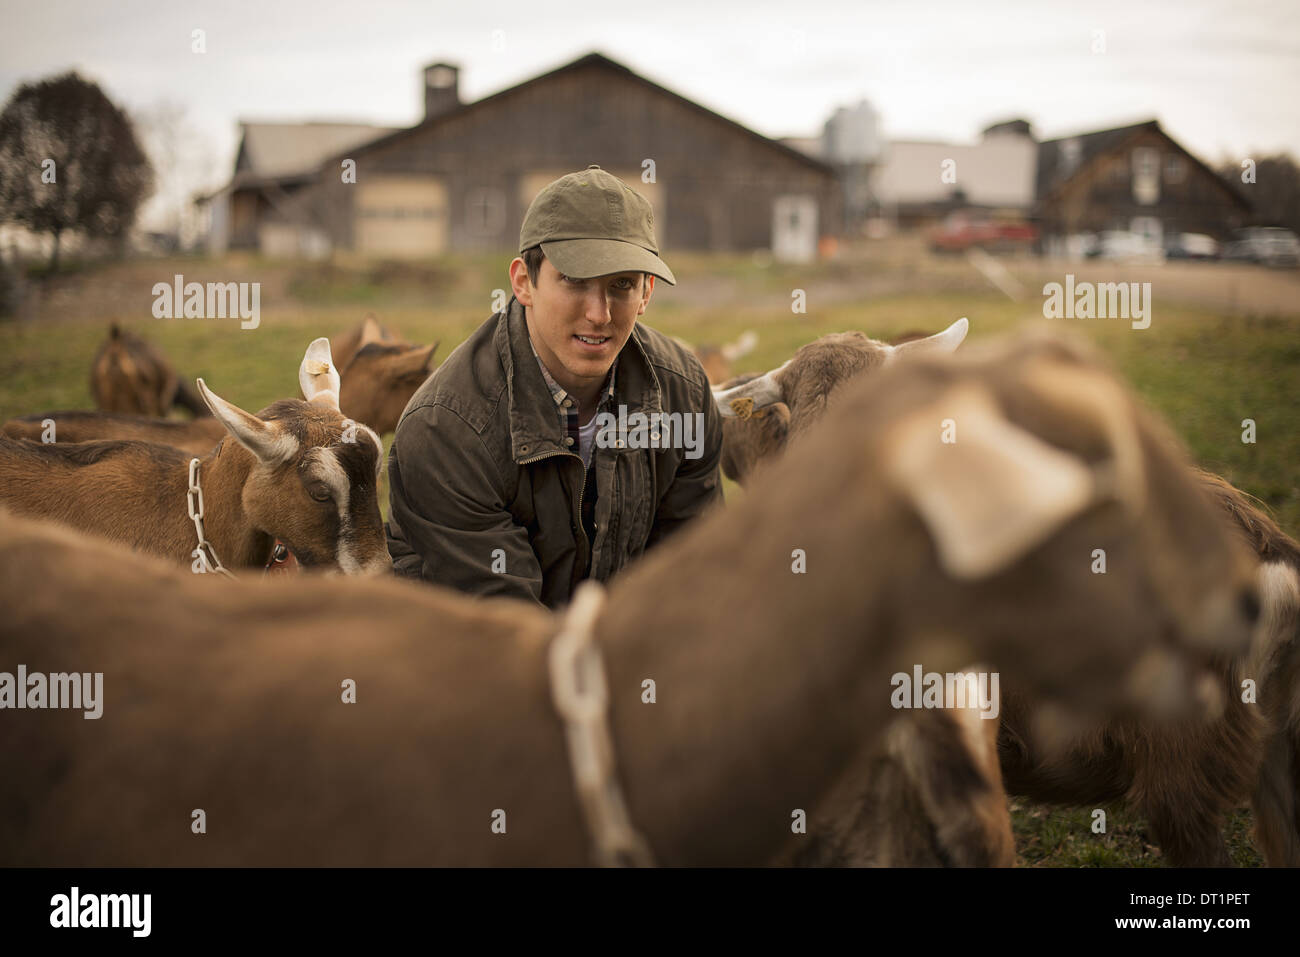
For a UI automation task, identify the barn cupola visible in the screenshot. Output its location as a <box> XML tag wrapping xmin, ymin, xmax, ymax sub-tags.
<box><xmin>423</xmin><ymin>62</ymin><xmax>460</xmax><ymax>121</ymax></box>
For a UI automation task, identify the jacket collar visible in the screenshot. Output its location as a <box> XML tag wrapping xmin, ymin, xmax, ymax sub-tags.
<box><xmin>497</xmin><ymin>295</ymin><xmax>662</xmax><ymax>463</ymax></box>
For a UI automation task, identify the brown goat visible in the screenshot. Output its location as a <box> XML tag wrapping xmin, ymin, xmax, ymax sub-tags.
<box><xmin>724</xmin><ymin>326</ymin><xmax>1298</xmax><ymax>866</ymax></box>
<box><xmin>998</xmin><ymin>473</ymin><xmax>1300</xmax><ymax>866</ymax></box>
<box><xmin>718</xmin><ymin>372</ymin><xmax>791</xmax><ymax>486</ymax></box>
<box><xmin>715</xmin><ymin>323</ymin><xmax>961</xmax><ymax>485</ymax></box>
<box><xmin>90</xmin><ymin>323</ymin><xmax>207</xmax><ymax>418</ymax></box>
<box><xmin>0</xmin><ymin>332</ymin><xmax>1261</xmax><ymax>865</ymax></box>
<box><xmin>338</xmin><ymin>338</ymin><xmax>439</xmax><ymax>435</ymax></box>
<box><xmin>330</xmin><ymin>313</ymin><xmax>398</xmax><ymax>372</ymax></box>
<box><xmin>783</xmin><ymin>692</ymin><xmax>1014</xmax><ymax>866</ymax></box>
<box><xmin>2</xmin><ymin>410</ymin><xmax>226</xmax><ymax>455</ymax></box>
<box><xmin>0</xmin><ymin>339</ymin><xmax>389</xmax><ymax>575</ymax></box>
<box><xmin>5</xmin><ymin>329</ymin><xmax>437</xmax><ymax>451</ymax></box>
<box><xmin>722</xmin><ymin>347</ymin><xmax>1012</xmax><ymax>865</ymax></box>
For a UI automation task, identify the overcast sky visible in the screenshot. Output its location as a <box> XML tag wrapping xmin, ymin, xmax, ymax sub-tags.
<box><xmin>2</xmin><ymin>0</ymin><xmax>1297</xmax><ymax>229</ymax></box>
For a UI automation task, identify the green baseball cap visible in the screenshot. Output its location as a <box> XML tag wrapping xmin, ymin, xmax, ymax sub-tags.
<box><xmin>519</xmin><ymin>165</ymin><xmax>676</xmax><ymax>285</ymax></box>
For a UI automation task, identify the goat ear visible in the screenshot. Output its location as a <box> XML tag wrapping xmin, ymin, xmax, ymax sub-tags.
<box><xmin>1013</xmin><ymin>357</ymin><xmax>1147</xmax><ymax>517</ymax></box>
<box><xmin>401</xmin><ymin>341</ymin><xmax>439</xmax><ymax>377</ymax></box>
<box><xmin>889</xmin><ymin>317</ymin><xmax>969</xmax><ymax>360</ymax></box>
<box><xmin>358</xmin><ymin>314</ymin><xmax>385</xmax><ymax>348</ymax></box>
<box><xmin>882</xmin><ymin>383</ymin><xmax>1098</xmax><ymax>580</ymax></box>
<box><xmin>196</xmin><ymin>379</ymin><xmax>298</xmax><ymax>465</ymax></box>
<box><xmin>712</xmin><ymin>360</ymin><xmax>790</xmax><ymax>418</ymax></box>
<box><xmin>299</xmin><ymin>337</ymin><xmax>341</xmax><ymax>411</ymax></box>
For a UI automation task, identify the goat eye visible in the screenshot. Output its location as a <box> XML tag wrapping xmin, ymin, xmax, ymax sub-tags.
<box><xmin>309</xmin><ymin>486</ymin><xmax>332</xmax><ymax>503</ymax></box>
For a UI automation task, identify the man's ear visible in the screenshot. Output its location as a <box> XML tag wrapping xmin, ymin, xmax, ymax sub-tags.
<box><xmin>637</xmin><ymin>274</ymin><xmax>655</xmax><ymax>316</ymax></box>
<box><xmin>509</xmin><ymin>257</ymin><xmax>534</xmax><ymax>307</ymax></box>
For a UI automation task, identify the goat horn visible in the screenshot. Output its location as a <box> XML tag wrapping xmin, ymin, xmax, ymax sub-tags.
<box><xmin>890</xmin><ymin>317</ymin><xmax>969</xmax><ymax>359</ymax></box>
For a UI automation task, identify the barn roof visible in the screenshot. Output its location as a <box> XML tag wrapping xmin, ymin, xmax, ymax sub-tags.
<box><xmin>1036</xmin><ymin>119</ymin><xmax>1248</xmax><ymax>209</ymax></box>
<box><xmin>328</xmin><ymin>51</ymin><xmax>836</xmax><ymax>176</ymax></box>
<box><xmin>233</xmin><ymin>121</ymin><xmax>398</xmax><ymax>185</ymax></box>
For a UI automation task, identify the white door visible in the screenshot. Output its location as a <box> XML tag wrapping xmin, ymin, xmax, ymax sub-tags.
<box><xmin>773</xmin><ymin>195</ymin><xmax>818</xmax><ymax>263</ymax></box>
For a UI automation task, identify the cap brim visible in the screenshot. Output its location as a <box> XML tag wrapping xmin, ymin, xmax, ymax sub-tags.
<box><xmin>540</xmin><ymin>238</ymin><xmax>676</xmax><ymax>286</ymax></box>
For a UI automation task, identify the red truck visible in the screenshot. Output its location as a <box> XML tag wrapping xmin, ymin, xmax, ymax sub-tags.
<box><xmin>929</xmin><ymin>213</ymin><xmax>1038</xmax><ymax>254</ymax></box>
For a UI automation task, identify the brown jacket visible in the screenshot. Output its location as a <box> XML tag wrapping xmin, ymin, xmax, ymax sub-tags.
<box><xmin>387</xmin><ymin>295</ymin><xmax>723</xmax><ymax>608</ymax></box>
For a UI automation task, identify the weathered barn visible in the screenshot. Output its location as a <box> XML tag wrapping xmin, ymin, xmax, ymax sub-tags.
<box><xmin>308</xmin><ymin>53</ymin><xmax>840</xmax><ymax>260</ymax></box>
<box><xmin>209</xmin><ymin>122</ymin><xmax>397</xmax><ymax>255</ymax></box>
<box><xmin>1036</xmin><ymin>119</ymin><xmax>1250</xmax><ymax>243</ymax></box>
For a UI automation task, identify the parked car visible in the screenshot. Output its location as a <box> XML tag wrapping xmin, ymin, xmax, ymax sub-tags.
<box><xmin>1221</xmin><ymin>227</ymin><xmax>1300</xmax><ymax>267</ymax></box>
<box><xmin>928</xmin><ymin>212</ymin><xmax>1038</xmax><ymax>254</ymax></box>
<box><xmin>1088</xmin><ymin>231</ymin><xmax>1166</xmax><ymax>263</ymax></box>
<box><xmin>1164</xmin><ymin>233</ymin><xmax>1220</xmax><ymax>261</ymax></box>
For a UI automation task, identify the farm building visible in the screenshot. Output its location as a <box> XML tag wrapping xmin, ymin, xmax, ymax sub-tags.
<box><xmin>204</xmin><ymin>122</ymin><xmax>397</xmax><ymax>256</ymax></box>
<box><xmin>1035</xmin><ymin>119</ymin><xmax>1251</xmax><ymax>245</ymax></box>
<box><xmin>204</xmin><ymin>52</ymin><xmax>840</xmax><ymax>262</ymax></box>
<box><xmin>867</xmin><ymin>119</ymin><xmax>1039</xmax><ymax>227</ymax></box>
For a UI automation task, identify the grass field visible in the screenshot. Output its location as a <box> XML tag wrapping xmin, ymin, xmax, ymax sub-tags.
<box><xmin>2</xmin><ymin>242</ymin><xmax>1297</xmax><ymax>866</ymax></box>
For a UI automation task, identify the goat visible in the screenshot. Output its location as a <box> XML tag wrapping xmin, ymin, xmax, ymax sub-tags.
<box><xmin>781</xmin><ymin>690</ymin><xmax>1015</xmax><ymax>866</ymax></box>
<box><xmin>718</xmin><ymin>372</ymin><xmax>790</xmax><ymax>486</ymax></box>
<box><xmin>0</xmin><ymin>331</ymin><xmax>1261</xmax><ymax>865</ymax></box>
<box><xmin>90</xmin><ymin>323</ymin><xmax>207</xmax><ymax>418</ymax></box>
<box><xmin>0</xmin><ymin>339</ymin><xmax>388</xmax><ymax>576</ymax></box>
<box><xmin>308</xmin><ymin>314</ymin><xmax>439</xmax><ymax>435</ymax></box>
<box><xmin>997</xmin><ymin>473</ymin><xmax>1300</xmax><ymax>866</ymax></box>
<box><xmin>3</xmin><ymin>410</ymin><xmax>226</xmax><ymax>455</ymax></box>
<box><xmin>330</xmin><ymin>313</ymin><xmax>398</xmax><ymax>372</ymax></box>
<box><xmin>338</xmin><ymin>338</ymin><xmax>439</xmax><ymax>435</ymax></box>
<box><xmin>715</xmin><ymin>321</ymin><xmax>964</xmax><ymax>485</ymax></box>
<box><xmin>721</xmin><ymin>324</ymin><xmax>1297</xmax><ymax>866</ymax></box>
<box><xmin>4</xmin><ymin>329</ymin><xmax>437</xmax><ymax>452</ymax></box>
<box><xmin>720</xmin><ymin>327</ymin><xmax>1010</xmax><ymax>865</ymax></box>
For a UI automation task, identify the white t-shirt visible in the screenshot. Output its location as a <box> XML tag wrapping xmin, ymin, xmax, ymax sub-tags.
<box><xmin>577</xmin><ymin>413</ymin><xmax>601</xmax><ymax>469</ymax></box>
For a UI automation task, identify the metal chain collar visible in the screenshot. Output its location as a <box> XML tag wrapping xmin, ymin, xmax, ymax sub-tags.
<box><xmin>548</xmin><ymin>580</ymin><xmax>655</xmax><ymax>867</ymax></box>
<box><xmin>187</xmin><ymin>458</ymin><xmax>238</xmax><ymax>580</ymax></box>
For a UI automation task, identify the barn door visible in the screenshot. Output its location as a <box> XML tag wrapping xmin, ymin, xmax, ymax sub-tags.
<box><xmin>772</xmin><ymin>195</ymin><xmax>817</xmax><ymax>263</ymax></box>
<box><xmin>355</xmin><ymin>176</ymin><xmax>448</xmax><ymax>258</ymax></box>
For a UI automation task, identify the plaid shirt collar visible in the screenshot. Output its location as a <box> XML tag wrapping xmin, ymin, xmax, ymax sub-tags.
<box><xmin>528</xmin><ymin>338</ymin><xmax>617</xmax><ymax>432</ymax></box>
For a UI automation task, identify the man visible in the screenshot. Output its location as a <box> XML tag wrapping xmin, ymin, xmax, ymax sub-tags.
<box><xmin>387</xmin><ymin>165</ymin><xmax>723</xmax><ymax>608</ymax></box>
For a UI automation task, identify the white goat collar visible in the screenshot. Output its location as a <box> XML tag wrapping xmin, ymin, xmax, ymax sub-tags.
<box><xmin>186</xmin><ymin>458</ymin><xmax>238</xmax><ymax>580</ymax></box>
<box><xmin>548</xmin><ymin>581</ymin><xmax>654</xmax><ymax>866</ymax></box>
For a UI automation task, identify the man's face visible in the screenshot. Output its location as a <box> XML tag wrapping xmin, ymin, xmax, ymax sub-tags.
<box><xmin>510</xmin><ymin>255</ymin><xmax>654</xmax><ymax>395</ymax></box>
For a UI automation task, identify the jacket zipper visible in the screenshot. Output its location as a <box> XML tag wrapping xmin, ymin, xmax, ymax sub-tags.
<box><xmin>518</xmin><ymin>447</ymin><xmax>591</xmax><ymax>572</ymax></box>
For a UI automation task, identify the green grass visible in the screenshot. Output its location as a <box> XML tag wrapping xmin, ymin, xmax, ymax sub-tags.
<box><xmin>2</xmin><ymin>249</ymin><xmax>1297</xmax><ymax>866</ymax></box>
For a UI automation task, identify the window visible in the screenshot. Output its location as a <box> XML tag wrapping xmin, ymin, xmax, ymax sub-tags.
<box><xmin>466</xmin><ymin>187</ymin><xmax>506</xmax><ymax>236</ymax></box>
<box><xmin>1061</xmin><ymin>138</ymin><xmax>1082</xmax><ymax>176</ymax></box>
<box><xmin>1165</xmin><ymin>154</ymin><xmax>1186</xmax><ymax>183</ymax></box>
<box><xmin>1132</xmin><ymin>148</ymin><xmax>1160</xmax><ymax>205</ymax></box>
